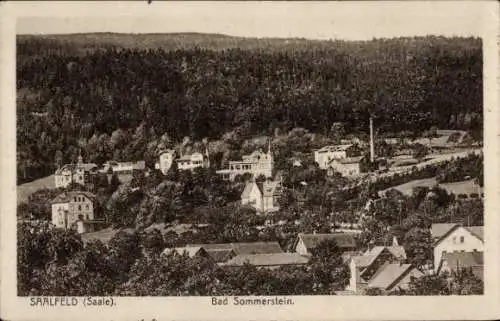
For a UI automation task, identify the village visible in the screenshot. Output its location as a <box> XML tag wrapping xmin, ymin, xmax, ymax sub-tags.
<box><xmin>21</xmin><ymin>118</ymin><xmax>483</xmax><ymax>296</ymax></box>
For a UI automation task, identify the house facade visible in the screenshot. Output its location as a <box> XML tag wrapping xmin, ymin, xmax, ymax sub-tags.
<box><xmin>326</xmin><ymin>156</ymin><xmax>367</xmax><ymax>177</ymax></box>
<box><xmin>101</xmin><ymin>160</ymin><xmax>146</xmax><ymax>175</ymax></box>
<box><xmin>51</xmin><ymin>191</ymin><xmax>97</xmax><ymax>233</ymax></box>
<box><xmin>433</xmin><ymin>225</ymin><xmax>484</xmax><ymax>271</ymax></box>
<box><xmin>217</xmin><ymin>143</ymin><xmax>273</xmax><ymax>181</ymax></box>
<box><xmin>314</xmin><ymin>144</ymin><xmax>360</xmax><ymax>169</ymax></box>
<box><xmin>54</xmin><ymin>155</ymin><xmax>98</xmax><ymax>188</ymax></box>
<box><xmin>241</xmin><ymin>180</ymin><xmax>282</xmax><ymax>213</ymax></box>
<box><xmin>176</xmin><ymin>152</ymin><xmax>209</xmax><ymax>171</ymax></box>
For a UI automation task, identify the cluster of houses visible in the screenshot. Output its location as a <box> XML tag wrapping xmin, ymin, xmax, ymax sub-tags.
<box><xmin>55</xmin><ymin>155</ymin><xmax>146</xmax><ymax>189</ymax></box>
<box><xmin>160</xmin><ymin>222</ymin><xmax>483</xmax><ymax>295</ymax></box>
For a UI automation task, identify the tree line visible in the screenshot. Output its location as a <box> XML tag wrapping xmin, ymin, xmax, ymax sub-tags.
<box><xmin>17</xmin><ymin>36</ymin><xmax>482</xmax><ymax>183</ymax></box>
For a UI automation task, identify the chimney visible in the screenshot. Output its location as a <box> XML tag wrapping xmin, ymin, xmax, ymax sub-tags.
<box><xmin>369</xmin><ymin>116</ymin><xmax>375</xmax><ymax>163</ymax></box>
<box><xmin>392</xmin><ymin>236</ymin><xmax>399</xmax><ymax>246</ymax></box>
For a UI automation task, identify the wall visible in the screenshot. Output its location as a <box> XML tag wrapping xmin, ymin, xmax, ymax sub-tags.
<box><xmin>433</xmin><ymin>227</ymin><xmax>484</xmax><ymax>271</ymax></box>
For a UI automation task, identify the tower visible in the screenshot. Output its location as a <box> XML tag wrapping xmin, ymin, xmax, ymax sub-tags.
<box><xmin>204</xmin><ymin>145</ymin><xmax>210</xmax><ymax>168</ymax></box>
<box><xmin>369</xmin><ymin>116</ymin><xmax>375</xmax><ymax>163</ymax></box>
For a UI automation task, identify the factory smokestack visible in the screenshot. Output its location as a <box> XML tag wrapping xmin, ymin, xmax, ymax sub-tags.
<box><xmin>370</xmin><ymin>116</ymin><xmax>375</xmax><ymax>163</ymax></box>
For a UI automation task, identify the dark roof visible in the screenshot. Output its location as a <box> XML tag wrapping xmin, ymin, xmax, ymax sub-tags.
<box><xmin>297</xmin><ymin>233</ymin><xmax>357</xmax><ymax>250</ymax></box>
<box><xmin>51</xmin><ymin>191</ymin><xmax>96</xmax><ymax>204</ymax></box>
<box><xmin>431</xmin><ymin>223</ymin><xmax>460</xmax><ymax>240</ymax></box>
<box><xmin>465</xmin><ymin>226</ymin><xmax>483</xmax><ymax>241</ymax></box>
<box><xmin>231</xmin><ymin>241</ymin><xmax>283</xmax><ymax>255</ymax></box>
<box><xmin>187</xmin><ymin>242</ymin><xmax>283</xmax><ymax>256</ymax></box>
<box><xmin>221</xmin><ymin>253</ymin><xmax>309</xmax><ymax>267</ymax></box>
<box><xmin>205</xmin><ymin>249</ymin><xmax>235</xmax><ymax>263</ymax></box>
<box><xmin>440</xmin><ymin>251</ymin><xmax>484</xmax><ymax>270</ymax></box>
<box><xmin>435</xmin><ymin>225</ymin><xmax>484</xmax><ymax>246</ymax></box>
<box><xmin>368</xmin><ymin>263</ymin><xmax>422</xmax><ymax>290</ymax></box>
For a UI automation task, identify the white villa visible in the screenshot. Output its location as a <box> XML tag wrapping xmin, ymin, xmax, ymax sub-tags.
<box><xmin>314</xmin><ymin>144</ymin><xmax>360</xmax><ymax>169</ymax></box>
<box><xmin>54</xmin><ymin>155</ymin><xmax>98</xmax><ymax>188</ymax></box>
<box><xmin>217</xmin><ymin>142</ymin><xmax>274</xmax><ymax>181</ymax></box>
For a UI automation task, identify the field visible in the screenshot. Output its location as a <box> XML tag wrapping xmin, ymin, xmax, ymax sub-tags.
<box><xmin>382</xmin><ymin>177</ymin><xmax>482</xmax><ymax>197</ymax></box>
<box><xmin>17</xmin><ymin>174</ymin><xmax>54</xmax><ymax>204</ymax></box>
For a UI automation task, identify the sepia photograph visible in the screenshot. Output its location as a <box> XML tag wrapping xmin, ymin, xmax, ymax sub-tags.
<box><xmin>1</xmin><ymin>1</ymin><xmax>500</xmax><ymax>321</ymax></box>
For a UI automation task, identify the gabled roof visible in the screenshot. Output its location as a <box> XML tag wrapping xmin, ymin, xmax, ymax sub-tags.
<box><xmin>241</xmin><ymin>181</ymin><xmax>260</xmax><ymax>200</ymax></box>
<box><xmin>186</xmin><ymin>243</ymin><xmax>233</xmax><ymax>251</ymax></box>
<box><xmin>439</xmin><ymin>251</ymin><xmax>484</xmax><ymax>271</ymax></box>
<box><xmin>231</xmin><ymin>241</ymin><xmax>283</xmax><ymax>255</ymax></box>
<box><xmin>296</xmin><ymin>233</ymin><xmax>357</xmax><ymax>251</ymax></box>
<box><xmin>431</xmin><ymin>223</ymin><xmax>460</xmax><ymax>240</ymax></box>
<box><xmin>316</xmin><ymin>144</ymin><xmax>353</xmax><ymax>153</ymax></box>
<box><xmin>368</xmin><ymin>245</ymin><xmax>407</xmax><ymax>260</ymax></box>
<box><xmin>162</xmin><ymin>246</ymin><xmax>206</xmax><ymax>258</ymax></box>
<box><xmin>55</xmin><ymin>163</ymin><xmax>98</xmax><ymax>175</ymax></box>
<box><xmin>435</xmin><ymin>225</ymin><xmax>484</xmax><ymax>246</ymax></box>
<box><xmin>368</xmin><ymin>263</ymin><xmax>422</xmax><ymax>290</ymax></box>
<box><xmin>205</xmin><ymin>249</ymin><xmax>235</xmax><ymax>263</ymax></box>
<box><xmin>51</xmin><ymin>191</ymin><xmax>96</xmax><ymax>204</ymax></box>
<box><xmin>465</xmin><ymin>226</ymin><xmax>484</xmax><ymax>242</ymax></box>
<box><xmin>221</xmin><ymin>253</ymin><xmax>309</xmax><ymax>267</ymax></box>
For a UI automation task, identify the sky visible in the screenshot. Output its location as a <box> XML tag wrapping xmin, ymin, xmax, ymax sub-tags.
<box><xmin>14</xmin><ymin>1</ymin><xmax>489</xmax><ymax>40</ymax></box>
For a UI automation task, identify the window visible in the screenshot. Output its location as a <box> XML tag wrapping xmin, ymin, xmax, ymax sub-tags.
<box><xmin>473</xmin><ymin>249</ymin><xmax>477</xmax><ymax>252</ymax></box>
<box><xmin>74</xmin><ymin>197</ymin><xmax>77</xmax><ymax>202</ymax></box>
<box><xmin>78</xmin><ymin>205</ymin><xmax>82</xmax><ymax>211</ymax></box>
<box><xmin>460</xmin><ymin>236</ymin><xmax>464</xmax><ymax>243</ymax></box>
<box><xmin>452</xmin><ymin>236</ymin><xmax>457</xmax><ymax>244</ymax></box>
<box><xmin>85</xmin><ymin>204</ymin><xmax>89</xmax><ymax>210</ymax></box>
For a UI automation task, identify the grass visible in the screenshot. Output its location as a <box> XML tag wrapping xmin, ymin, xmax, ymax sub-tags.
<box><xmin>382</xmin><ymin>177</ymin><xmax>482</xmax><ymax>197</ymax></box>
<box><xmin>17</xmin><ymin>174</ymin><xmax>55</xmax><ymax>204</ymax></box>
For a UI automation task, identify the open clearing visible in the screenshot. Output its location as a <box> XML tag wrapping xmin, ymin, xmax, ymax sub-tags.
<box><xmin>381</xmin><ymin>178</ymin><xmax>482</xmax><ymax>197</ymax></box>
<box><xmin>17</xmin><ymin>175</ymin><xmax>55</xmax><ymax>204</ymax></box>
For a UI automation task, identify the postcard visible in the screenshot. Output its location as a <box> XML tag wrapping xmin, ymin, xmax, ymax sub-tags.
<box><xmin>1</xmin><ymin>1</ymin><xmax>499</xmax><ymax>321</ymax></box>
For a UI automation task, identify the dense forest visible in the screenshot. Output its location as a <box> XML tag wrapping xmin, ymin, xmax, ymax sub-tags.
<box><xmin>17</xmin><ymin>34</ymin><xmax>482</xmax><ymax>183</ymax></box>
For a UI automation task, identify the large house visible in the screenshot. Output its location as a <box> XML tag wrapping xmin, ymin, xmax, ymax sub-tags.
<box><xmin>101</xmin><ymin>160</ymin><xmax>146</xmax><ymax>174</ymax></box>
<box><xmin>50</xmin><ymin>191</ymin><xmax>103</xmax><ymax>234</ymax></box>
<box><xmin>241</xmin><ymin>179</ymin><xmax>282</xmax><ymax>213</ymax></box>
<box><xmin>314</xmin><ymin>144</ymin><xmax>360</xmax><ymax>169</ymax></box>
<box><xmin>54</xmin><ymin>155</ymin><xmax>98</xmax><ymax>188</ymax></box>
<box><xmin>155</xmin><ymin>148</ymin><xmax>210</xmax><ymax>174</ymax></box>
<box><xmin>432</xmin><ymin>224</ymin><xmax>484</xmax><ymax>271</ymax></box>
<box><xmin>326</xmin><ymin>156</ymin><xmax>367</xmax><ymax>177</ymax></box>
<box><xmin>293</xmin><ymin>233</ymin><xmax>358</xmax><ymax>255</ymax></box>
<box><xmin>176</xmin><ymin>151</ymin><xmax>210</xmax><ymax>171</ymax></box>
<box><xmin>217</xmin><ymin>142</ymin><xmax>274</xmax><ymax>181</ymax></box>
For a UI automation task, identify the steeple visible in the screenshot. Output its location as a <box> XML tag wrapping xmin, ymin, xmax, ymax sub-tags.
<box><xmin>268</xmin><ymin>138</ymin><xmax>272</xmax><ymax>155</ymax></box>
<box><xmin>77</xmin><ymin>150</ymin><xmax>83</xmax><ymax>165</ymax></box>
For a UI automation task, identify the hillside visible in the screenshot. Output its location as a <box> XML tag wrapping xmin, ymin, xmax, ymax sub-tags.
<box><xmin>17</xmin><ymin>175</ymin><xmax>55</xmax><ymax>204</ymax></box>
<box><xmin>16</xmin><ymin>34</ymin><xmax>483</xmax><ymax>184</ymax></box>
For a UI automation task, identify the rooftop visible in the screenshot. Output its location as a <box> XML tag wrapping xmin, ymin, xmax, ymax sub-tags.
<box><xmin>297</xmin><ymin>232</ymin><xmax>357</xmax><ymax>250</ymax></box>
<box><xmin>51</xmin><ymin>191</ymin><xmax>97</xmax><ymax>204</ymax></box>
<box><xmin>221</xmin><ymin>253</ymin><xmax>309</xmax><ymax>267</ymax></box>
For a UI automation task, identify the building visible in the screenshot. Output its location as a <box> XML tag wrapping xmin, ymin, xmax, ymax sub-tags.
<box><xmin>51</xmin><ymin>191</ymin><xmax>100</xmax><ymax>233</ymax></box>
<box><xmin>217</xmin><ymin>141</ymin><xmax>273</xmax><ymax>181</ymax></box>
<box><xmin>186</xmin><ymin>241</ymin><xmax>283</xmax><ymax>263</ymax></box>
<box><xmin>347</xmin><ymin>241</ymin><xmax>407</xmax><ymax>293</ymax></box>
<box><xmin>176</xmin><ymin>151</ymin><xmax>209</xmax><ymax>171</ymax></box>
<box><xmin>437</xmin><ymin>251</ymin><xmax>483</xmax><ymax>281</ymax></box>
<box><xmin>54</xmin><ymin>155</ymin><xmax>98</xmax><ymax>188</ymax></box>
<box><xmin>366</xmin><ymin>263</ymin><xmax>424</xmax><ymax>293</ymax></box>
<box><xmin>101</xmin><ymin>160</ymin><xmax>146</xmax><ymax>174</ymax></box>
<box><xmin>293</xmin><ymin>233</ymin><xmax>358</xmax><ymax>255</ymax></box>
<box><xmin>241</xmin><ymin>179</ymin><xmax>282</xmax><ymax>213</ymax></box>
<box><xmin>155</xmin><ymin>149</ymin><xmax>177</xmax><ymax>175</ymax></box>
<box><xmin>162</xmin><ymin>246</ymin><xmax>210</xmax><ymax>259</ymax></box>
<box><xmin>314</xmin><ymin>144</ymin><xmax>360</xmax><ymax>169</ymax></box>
<box><xmin>433</xmin><ymin>225</ymin><xmax>484</xmax><ymax>271</ymax></box>
<box><xmin>326</xmin><ymin>156</ymin><xmax>367</xmax><ymax>177</ymax></box>
<box><xmin>219</xmin><ymin>253</ymin><xmax>309</xmax><ymax>269</ymax></box>
<box><xmin>430</xmin><ymin>223</ymin><xmax>460</xmax><ymax>242</ymax></box>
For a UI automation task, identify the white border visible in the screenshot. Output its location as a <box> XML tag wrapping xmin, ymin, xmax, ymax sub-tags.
<box><xmin>1</xmin><ymin>2</ymin><xmax>500</xmax><ymax>321</ymax></box>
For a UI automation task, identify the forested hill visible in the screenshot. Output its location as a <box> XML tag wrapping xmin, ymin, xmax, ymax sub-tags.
<box><xmin>17</xmin><ymin>34</ymin><xmax>482</xmax><ymax>183</ymax></box>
